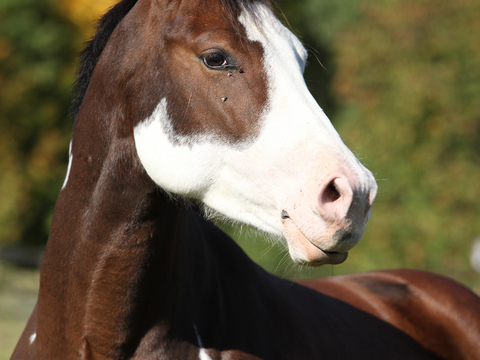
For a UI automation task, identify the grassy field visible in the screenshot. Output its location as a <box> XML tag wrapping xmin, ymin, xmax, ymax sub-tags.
<box><xmin>0</xmin><ymin>264</ymin><xmax>39</xmax><ymax>360</ymax></box>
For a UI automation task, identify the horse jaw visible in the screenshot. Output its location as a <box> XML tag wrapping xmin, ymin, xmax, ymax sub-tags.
<box><xmin>134</xmin><ymin>4</ymin><xmax>377</xmax><ymax>266</ymax></box>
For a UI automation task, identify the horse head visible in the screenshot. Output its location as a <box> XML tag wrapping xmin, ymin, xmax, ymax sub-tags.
<box><xmin>80</xmin><ymin>0</ymin><xmax>377</xmax><ymax>266</ymax></box>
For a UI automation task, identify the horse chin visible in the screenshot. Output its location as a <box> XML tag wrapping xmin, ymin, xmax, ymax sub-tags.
<box><xmin>282</xmin><ymin>218</ymin><xmax>354</xmax><ymax>266</ymax></box>
<box><xmin>295</xmin><ymin>251</ymin><xmax>349</xmax><ymax>267</ymax></box>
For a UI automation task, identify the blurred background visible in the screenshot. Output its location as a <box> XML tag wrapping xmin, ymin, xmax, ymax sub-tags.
<box><xmin>0</xmin><ymin>0</ymin><xmax>479</xmax><ymax>357</ymax></box>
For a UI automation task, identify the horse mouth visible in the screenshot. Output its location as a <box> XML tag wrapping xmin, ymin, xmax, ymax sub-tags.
<box><xmin>320</xmin><ymin>251</ymin><xmax>349</xmax><ymax>265</ymax></box>
<box><xmin>281</xmin><ymin>210</ymin><xmax>350</xmax><ymax>266</ymax></box>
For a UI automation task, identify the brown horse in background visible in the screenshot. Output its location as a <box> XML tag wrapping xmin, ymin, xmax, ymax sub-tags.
<box><xmin>12</xmin><ymin>0</ymin><xmax>480</xmax><ymax>359</ymax></box>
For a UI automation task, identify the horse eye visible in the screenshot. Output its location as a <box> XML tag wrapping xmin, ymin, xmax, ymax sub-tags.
<box><xmin>203</xmin><ymin>53</ymin><xmax>228</xmax><ymax>68</ymax></box>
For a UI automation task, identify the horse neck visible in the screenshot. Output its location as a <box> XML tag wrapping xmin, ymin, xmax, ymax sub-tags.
<box><xmin>36</xmin><ymin>111</ymin><xmax>213</xmax><ymax>357</ymax></box>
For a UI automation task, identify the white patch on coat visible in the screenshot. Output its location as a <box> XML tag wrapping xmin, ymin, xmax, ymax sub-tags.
<box><xmin>194</xmin><ymin>324</ymin><xmax>213</xmax><ymax>360</ymax></box>
<box><xmin>134</xmin><ymin>4</ymin><xmax>377</xmax><ymax>259</ymax></box>
<box><xmin>61</xmin><ymin>141</ymin><xmax>73</xmax><ymax>190</ymax></box>
<box><xmin>29</xmin><ymin>332</ymin><xmax>36</xmax><ymax>345</ymax></box>
<box><xmin>134</xmin><ymin>99</ymin><xmax>226</xmax><ymax>199</ymax></box>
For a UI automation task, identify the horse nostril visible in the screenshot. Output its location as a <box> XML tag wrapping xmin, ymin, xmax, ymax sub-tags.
<box><xmin>316</xmin><ymin>176</ymin><xmax>354</xmax><ymax>222</ymax></box>
<box><xmin>324</xmin><ymin>180</ymin><xmax>341</xmax><ymax>203</ymax></box>
<box><xmin>281</xmin><ymin>210</ymin><xmax>289</xmax><ymax>219</ymax></box>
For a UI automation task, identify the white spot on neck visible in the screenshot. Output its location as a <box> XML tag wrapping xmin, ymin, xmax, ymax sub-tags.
<box><xmin>194</xmin><ymin>324</ymin><xmax>213</xmax><ymax>360</ymax></box>
<box><xmin>29</xmin><ymin>332</ymin><xmax>36</xmax><ymax>345</ymax></box>
<box><xmin>61</xmin><ymin>141</ymin><xmax>73</xmax><ymax>190</ymax></box>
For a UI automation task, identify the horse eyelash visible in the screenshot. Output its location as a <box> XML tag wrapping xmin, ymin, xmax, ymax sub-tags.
<box><xmin>201</xmin><ymin>52</ymin><xmax>238</xmax><ymax>71</ymax></box>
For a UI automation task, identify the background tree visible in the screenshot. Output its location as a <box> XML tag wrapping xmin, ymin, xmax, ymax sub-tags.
<box><xmin>300</xmin><ymin>0</ymin><xmax>480</xmax><ymax>288</ymax></box>
<box><xmin>0</xmin><ymin>0</ymin><xmax>78</xmax><ymax>245</ymax></box>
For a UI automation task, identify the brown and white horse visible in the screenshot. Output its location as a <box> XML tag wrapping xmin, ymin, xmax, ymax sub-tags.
<box><xmin>12</xmin><ymin>0</ymin><xmax>480</xmax><ymax>359</ymax></box>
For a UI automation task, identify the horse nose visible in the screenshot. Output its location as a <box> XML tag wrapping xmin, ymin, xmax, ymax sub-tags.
<box><xmin>316</xmin><ymin>175</ymin><xmax>373</xmax><ymax>224</ymax></box>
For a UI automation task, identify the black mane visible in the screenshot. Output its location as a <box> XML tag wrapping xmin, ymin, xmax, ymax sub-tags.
<box><xmin>70</xmin><ymin>0</ymin><xmax>139</xmax><ymax>121</ymax></box>
<box><xmin>70</xmin><ymin>0</ymin><xmax>271</xmax><ymax>122</ymax></box>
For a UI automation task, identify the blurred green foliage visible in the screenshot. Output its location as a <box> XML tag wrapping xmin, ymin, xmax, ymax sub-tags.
<box><xmin>0</xmin><ymin>0</ymin><xmax>77</xmax><ymax>245</ymax></box>
<box><xmin>0</xmin><ymin>0</ymin><xmax>479</xmax><ymax>288</ymax></box>
<box><xmin>323</xmin><ymin>0</ymin><xmax>480</xmax><ymax>288</ymax></box>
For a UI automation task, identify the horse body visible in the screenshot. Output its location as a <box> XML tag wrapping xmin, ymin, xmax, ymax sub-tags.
<box><xmin>11</xmin><ymin>0</ymin><xmax>480</xmax><ymax>359</ymax></box>
<box><xmin>13</xmin><ymin>196</ymin><xmax>479</xmax><ymax>359</ymax></box>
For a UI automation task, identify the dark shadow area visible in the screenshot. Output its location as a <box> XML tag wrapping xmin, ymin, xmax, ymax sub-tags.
<box><xmin>165</xmin><ymin>267</ymin><xmax>446</xmax><ymax>359</ymax></box>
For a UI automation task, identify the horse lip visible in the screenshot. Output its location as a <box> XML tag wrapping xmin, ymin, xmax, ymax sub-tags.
<box><xmin>317</xmin><ymin>251</ymin><xmax>349</xmax><ymax>265</ymax></box>
<box><xmin>308</xmin><ymin>243</ymin><xmax>349</xmax><ymax>263</ymax></box>
<box><xmin>281</xmin><ymin>216</ymin><xmax>351</xmax><ymax>265</ymax></box>
<box><xmin>282</xmin><ymin>216</ymin><xmax>353</xmax><ymax>253</ymax></box>
<box><xmin>298</xmin><ymin>247</ymin><xmax>349</xmax><ymax>266</ymax></box>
